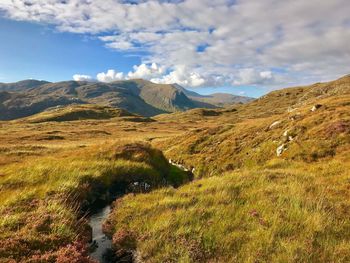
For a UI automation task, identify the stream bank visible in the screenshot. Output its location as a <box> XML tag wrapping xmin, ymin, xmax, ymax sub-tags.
<box><xmin>86</xmin><ymin>170</ymin><xmax>194</xmax><ymax>263</ymax></box>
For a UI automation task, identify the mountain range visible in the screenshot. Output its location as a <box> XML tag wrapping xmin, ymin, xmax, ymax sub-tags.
<box><xmin>0</xmin><ymin>79</ymin><xmax>253</xmax><ymax>120</ymax></box>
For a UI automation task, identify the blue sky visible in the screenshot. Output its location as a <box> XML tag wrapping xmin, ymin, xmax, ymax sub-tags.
<box><xmin>0</xmin><ymin>18</ymin><xmax>139</xmax><ymax>82</ymax></box>
<box><xmin>0</xmin><ymin>1</ymin><xmax>349</xmax><ymax>98</ymax></box>
<box><xmin>0</xmin><ymin>17</ymin><xmax>265</xmax><ymax>97</ymax></box>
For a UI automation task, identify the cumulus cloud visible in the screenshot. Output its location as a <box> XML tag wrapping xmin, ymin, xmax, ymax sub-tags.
<box><xmin>96</xmin><ymin>69</ymin><xmax>124</xmax><ymax>82</ymax></box>
<box><xmin>73</xmin><ymin>74</ymin><xmax>93</xmax><ymax>81</ymax></box>
<box><xmin>151</xmin><ymin>65</ymin><xmax>215</xmax><ymax>87</ymax></box>
<box><xmin>128</xmin><ymin>63</ymin><xmax>165</xmax><ymax>79</ymax></box>
<box><xmin>3</xmin><ymin>0</ymin><xmax>350</xmax><ymax>88</ymax></box>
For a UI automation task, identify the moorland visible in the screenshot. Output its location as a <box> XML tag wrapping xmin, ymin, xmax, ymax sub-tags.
<box><xmin>0</xmin><ymin>75</ymin><xmax>349</xmax><ymax>262</ymax></box>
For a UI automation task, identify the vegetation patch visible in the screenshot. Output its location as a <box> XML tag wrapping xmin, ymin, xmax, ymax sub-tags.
<box><xmin>108</xmin><ymin>160</ymin><xmax>350</xmax><ymax>262</ymax></box>
<box><xmin>0</xmin><ymin>142</ymin><xmax>190</xmax><ymax>262</ymax></box>
<box><xmin>23</xmin><ymin>104</ymin><xmax>137</xmax><ymax>123</ymax></box>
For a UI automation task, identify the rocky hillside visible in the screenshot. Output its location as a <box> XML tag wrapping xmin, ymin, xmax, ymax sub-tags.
<box><xmin>0</xmin><ymin>79</ymin><xmax>252</xmax><ymax>120</ymax></box>
<box><xmin>157</xmin><ymin>75</ymin><xmax>350</xmax><ymax>177</ymax></box>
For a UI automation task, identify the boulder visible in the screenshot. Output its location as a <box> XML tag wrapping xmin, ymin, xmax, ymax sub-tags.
<box><xmin>276</xmin><ymin>144</ymin><xmax>287</xmax><ymax>156</ymax></box>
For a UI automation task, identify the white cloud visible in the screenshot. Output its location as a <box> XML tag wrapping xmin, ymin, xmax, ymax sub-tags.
<box><xmin>77</xmin><ymin>65</ymin><xmax>280</xmax><ymax>88</ymax></box>
<box><xmin>2</xmin><ymin>0</ymin><xmax>349</xmax><ymax>88</ymax></box>
<box><xmin>233</xmin><ymin>69</ymin><xmax>275</xmax><ymax>86</ymax></box>
<box><xmin>96</xmin><ymin>69</ymin><xmax>124</xmax><ymax>82</ymax></box>
<box><xmin>260</xmin><ymin>71</ymin><xmax>273</xmax><ymax>80</ymax></box>
<box><xmin>128</xmin><ymin>63</ymin><xmax>165</xmax><ymax>79</ymax></box>
<box><xmin>151</xmin><ymin>66</ymin><xmax>207</xmax><ymax>87</ymax></box>
<box><xmin>73</xmin><ymin>74</ymin><xmax>92</xmax><ymax>81</ymax></box>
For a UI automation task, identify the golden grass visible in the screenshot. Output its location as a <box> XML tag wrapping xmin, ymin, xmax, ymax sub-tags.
<box><xmin>0</xmin><ymin>76</ymin><xmax>349</xmax><ymax>262</ymax></box>
<box><xmin>109</xmin><ymin>158</ymin><xmax>350</xmax><ymax>262</ymax></box>
<box><xmin>0</xmin><ymin>136</ymin><xmax>189</xmax><ymax>261</ymax></box>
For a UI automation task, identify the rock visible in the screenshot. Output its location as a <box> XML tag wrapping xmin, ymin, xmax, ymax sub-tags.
<box><xmin>311</xmin><ymin>104</ymin><xmax>322</xmax><ymax>112</ymax></box>
<box><xmin>269</xmin><ymin>120</ymin><xmax>282</xmax><ymax>129</ymax></box>
<box><xmin>276</xmin><ymin>144</ymin><xmax>287</xmax><ymax>156</ymax></box>
<box><xmin>283</xmin><ymin>130</ymin><xmax>289</xmax><ymax>137</ymax></box>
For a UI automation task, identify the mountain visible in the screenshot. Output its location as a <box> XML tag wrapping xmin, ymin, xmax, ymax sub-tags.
<box><xmin>0</xmin><ymin>79</ymin><xmax>50</xmax><ymax>92</ymax></box>
<box><xmin>0</xmin><ymin>79</ymin><xmax>252</xmax><ymax>120</ymax></box>
<box><xmin>173</xmin><ymin>83</ymin><xmax>254</xmax><ymax>106</ymax></box>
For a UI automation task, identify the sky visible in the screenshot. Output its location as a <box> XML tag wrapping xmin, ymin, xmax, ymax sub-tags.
<box><xmin>0</xmin><ymin>0</ymin><xmax>349</xmax><ymax>98</ymax></box>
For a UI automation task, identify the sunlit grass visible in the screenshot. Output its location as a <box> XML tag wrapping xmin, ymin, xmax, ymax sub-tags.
<box><xmin>0</xmin><ymin>142</ymin><xmax>189</xmax><ymax>261</ymax></box>
<box><xmin>110</xmin><ymin>159</ymin><xmax>350</xmax><ymax>262</ymax></box>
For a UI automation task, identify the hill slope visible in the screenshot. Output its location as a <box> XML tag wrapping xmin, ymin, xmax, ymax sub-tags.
<box><xmin>106</xmin><ymin>74</ymin><xmax>350</xmax><ymax>262</ymax></box>
<box><xmin>175</xmin><ymin>84</ymin><xmax>254</xmax><ymax>106</ymax></box>
<box><xmin>0</xmin><ymin>74</ymin><xmax>349</xmax><ymax>262</ymax></box>
<box><xmin>0</xmin><ymin>79</ymin><xmax>252</xmax><ymax>120</ymax></box>
<box><xmin>21</xmin><ymin>104</ymin><xmax>152</xmax><ymax>123</ymax></box>
<box><xmin>156</xmin><ymin>75</ymin><xmax>350</xmax><ymax>177</ymax></box>
<box><xmin>0</xmin><ymin>79</ymin><xmax>50</xmax><ymax>92</ymax></box>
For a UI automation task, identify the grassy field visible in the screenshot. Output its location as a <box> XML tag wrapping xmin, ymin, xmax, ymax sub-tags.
<box><xmin>107</xmin><ymin>76</ymin><xmax>350</xmax><ymax>262</ymax></box>
<box><xmin>0</xmin><ymin>110</ymin><xmax>192</xmax><ymax>262</ymax></box>
<box><xmin>0</xmin><ymin>76</ymin><xmax>349</xmax><ymax>262</ymax></box>
<box><xmin>107</xmin><ymin>159</ymin><xmax>350</xmax><ymax>262</ymax></box>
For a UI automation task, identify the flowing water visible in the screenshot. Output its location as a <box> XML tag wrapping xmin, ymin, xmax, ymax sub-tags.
<box><xmin>89</xmin><ymin>205</ymin><xmax>113</xmax><ymax>263</ymax></box>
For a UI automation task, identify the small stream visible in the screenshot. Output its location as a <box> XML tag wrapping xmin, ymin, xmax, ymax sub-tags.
<box><xmin>89</xmin><ymin>205</ymin><xmax>113</xmax><ymax>263</ymax></box>
<box><xmin>87</xmin><ymin>162</ymin><xmax>194</xmax><ymax>262</ymax></box>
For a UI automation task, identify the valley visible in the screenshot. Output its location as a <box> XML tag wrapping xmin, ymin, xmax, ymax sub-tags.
<box><xmin>0</xmin><ymin>75</ymin><xmax>349</xmax><ymax>262</ymax></box>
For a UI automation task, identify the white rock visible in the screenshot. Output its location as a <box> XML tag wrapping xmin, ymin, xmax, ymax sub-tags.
<box><xmin>269</xmin><ymin>121</ymin><xmax>282</xmax><ymax>129</ymax></box>
<box><xmin>276</xmin><ymin>144</ymin><xmax>287</xmax><ymax>156</ymax></box>
<box><xmin>283</xmin><ymin>130</ymin><xmax>289</xmax><ymax>137</ymax></box>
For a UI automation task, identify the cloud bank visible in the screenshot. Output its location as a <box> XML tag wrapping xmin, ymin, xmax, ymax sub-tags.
<box><xmin>1</xmin><ymin>0</ymin><xmax>349</xmax><ymax>88</ymax></box>
<box><xmin>72</xmin><ymin>74</ymin><xmax>92</xmax><ymax>82</ymax></box>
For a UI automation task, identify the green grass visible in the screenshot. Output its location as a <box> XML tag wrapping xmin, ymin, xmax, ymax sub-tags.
<box><xmin>0</xmin><ymin>142</ymin><xmax>190</xmax><ymax>262</ymax></box>
<box><xmin>0</xmin><ymin>75</ymin><xmax>349</xmax><ymax>262</ymax></box>
<box><xmin>108</xmin><ymin>158</ymin><xmax>350</xmax><ymax>262</ymax></box>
